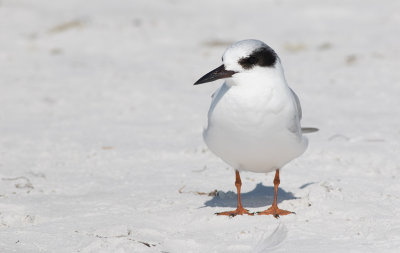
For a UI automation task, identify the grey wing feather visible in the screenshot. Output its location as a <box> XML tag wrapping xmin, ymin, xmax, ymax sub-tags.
<box><xmin>290</xmin><ymin>88</ymin><xmax>319</xmax><ymax>134</ymax></box>
<box><xmin>302</xmin><ymin>127</ymin><xmax>319</xmax><ymax>133</ymax></box>
<box><xmin>290</xmin><ymin>88</ymin><xmax>302</xmax><ymax>120</ymax></box>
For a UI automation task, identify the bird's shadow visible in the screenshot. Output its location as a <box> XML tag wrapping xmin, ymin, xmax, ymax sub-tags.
<box><xmin>204</xmin><ymin>183</ymin><xmax>297</xmax><ymax>208</ymax></box>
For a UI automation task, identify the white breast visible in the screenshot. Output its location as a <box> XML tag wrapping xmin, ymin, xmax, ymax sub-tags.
<box><xmin>203</xmin><ymin>71</ymin><xmax>307</xmax><ymax>173</ymax></box>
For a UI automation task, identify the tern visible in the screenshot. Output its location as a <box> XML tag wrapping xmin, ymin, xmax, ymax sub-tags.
<box><xmin>194</xmin><ymin>39</ymin><xmax>316</xmax><ymax>217</ymax></box>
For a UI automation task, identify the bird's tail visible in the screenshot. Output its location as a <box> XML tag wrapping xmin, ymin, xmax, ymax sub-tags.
<box><xmin>301</xmin><ymin>127</ymin><xmax>319</xmax><ymax>134</ymax></box>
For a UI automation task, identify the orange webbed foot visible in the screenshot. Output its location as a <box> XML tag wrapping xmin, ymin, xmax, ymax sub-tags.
<box><xmin>216</xmin><ymin>207</ymin><xmax>254</xmax><ymax>217</ymax></box>
<box><xmin>257</xmin><ymin>206</ymin><xmax>295</xmax><ymax>218</ymax></box>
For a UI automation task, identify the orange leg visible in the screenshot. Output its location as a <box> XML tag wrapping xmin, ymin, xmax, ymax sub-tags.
<box><xmin>216</xmin><ymin>170</ymin><xmax>253</xmax><ymax>217</ymax></box>
<box><xmin>257</xmin><ymin>169</ymin><xmax>294</xmax><ymax>218</ymax></box>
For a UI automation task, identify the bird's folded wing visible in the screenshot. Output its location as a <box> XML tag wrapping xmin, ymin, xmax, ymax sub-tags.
<box><xmin>290</xmin><ymin>88</ymin><xmax>302</xmax><ymax>120</ymax></box>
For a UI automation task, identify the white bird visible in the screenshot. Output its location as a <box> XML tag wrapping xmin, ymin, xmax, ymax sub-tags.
<box><xmin>194</xmin><ymin>39</ymin><xmax>316</xmax><ymax>217</ymax></box>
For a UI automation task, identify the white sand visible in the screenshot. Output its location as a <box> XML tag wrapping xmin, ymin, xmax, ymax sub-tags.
<box><xmin>1</xmin><ymin>0</ymin><xmax>399</xmax><ymax>252</ymax></box>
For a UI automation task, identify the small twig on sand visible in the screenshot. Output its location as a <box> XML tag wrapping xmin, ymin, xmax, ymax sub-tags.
<box><xmin>178</xmin><ymin>186</ymin><xmax>218</xmax><ymax>196</ymax></box>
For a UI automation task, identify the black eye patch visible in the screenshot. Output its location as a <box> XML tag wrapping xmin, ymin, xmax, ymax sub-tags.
<box><xmin>238</xmin><ymin>47</ymin><xmax>277</xmax><ymax>70</ymax></box>
<box><xmin>247</xmin><ymin>56</ymin><xmax>258</xmax><ymax>64</ymax></box>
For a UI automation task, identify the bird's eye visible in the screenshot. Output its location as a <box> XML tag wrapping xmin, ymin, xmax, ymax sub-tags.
<box><xmin>238</xmin><ymin>55</ymin><xmax>259</xmax><ymax>69</ymax></box>
<box><xmin>247</xmin><ymin>56</ymin><xmax>258</xmax><ymax>64</ymax></box>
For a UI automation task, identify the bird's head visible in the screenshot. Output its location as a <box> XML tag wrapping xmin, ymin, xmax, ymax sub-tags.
<box><xmin>194</xmin><ymin>39</ymin><xmax>280</xmax><ymax>85</ymax></box>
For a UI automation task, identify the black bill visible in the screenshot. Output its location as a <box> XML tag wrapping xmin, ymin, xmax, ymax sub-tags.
<box><xmin>194</xmin><ymin>65</ymin><xmax>236</xmax><ymax>85</ymax></box>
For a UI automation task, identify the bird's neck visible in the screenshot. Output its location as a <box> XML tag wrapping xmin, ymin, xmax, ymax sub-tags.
<box><xmin>227</xmin><ymin>66</ymin><xmax>288</xmax><ymax>90</ymax></box>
